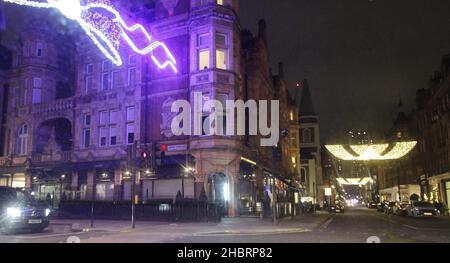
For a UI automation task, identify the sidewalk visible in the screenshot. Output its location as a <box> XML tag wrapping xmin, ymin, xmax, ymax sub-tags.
<box><xmin>50</xmin><ymin>212</ymin><xmax>333</xmax><ymax>242</ymax></box>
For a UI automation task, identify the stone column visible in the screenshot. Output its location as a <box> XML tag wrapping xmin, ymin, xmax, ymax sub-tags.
<box><xmin>228</xmin><ymin>174</ymin><xmax>238</xmax><ymax>217</ymax></box>
<box><xmin>71</xmin><ymin>172</ymin><xmax>78</xmax><ymax>191</ymax></box>
<box><xmin>114</xmin><ymin>169</ymin><xmax>122</xmax><ymax>201</ymax></box>
<box><xmin>227</xmin><ymin>160</ymin><xmax>240</xmax><ymax>218</ymax></box>
<box><xmin>86</xmin><ymin>170</ymin><xmax>95</xmax><ymax>200</ymax></box>
<box><xmin>24</xmin><ymin>172</ymin><xmax>32</xmax><ymax>190</ymax></box>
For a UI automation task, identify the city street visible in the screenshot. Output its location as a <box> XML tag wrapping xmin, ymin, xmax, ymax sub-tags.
<box><xmin>1</xmin><ymin>207</ymin><xmax>450</xmax><ymax>243</ymax></box>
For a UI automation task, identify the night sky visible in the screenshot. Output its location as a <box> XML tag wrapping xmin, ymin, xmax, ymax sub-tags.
<box><xmin>240</xmin><ymin>0</ymin><xmax>450</xmax><ymax>143</ymax></box>
<box><xmin>2</xmin><ymin>1</ymin><xmax>450</xmax><ymax>143</ymax></box>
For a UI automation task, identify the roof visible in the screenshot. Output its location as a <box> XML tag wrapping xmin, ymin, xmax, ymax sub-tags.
<box><xmin>298</xmin><ymin>79</ymin><xmax>316</xmax><ymax>117</ymax></box>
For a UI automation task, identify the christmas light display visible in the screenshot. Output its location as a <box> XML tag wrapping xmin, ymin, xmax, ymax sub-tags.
<box><xmin>4</xmin><ymin>0</ymin><xmax>178</xmax><ymax>73</ymax></box>
<box><xmin>325</xmin><ymin>141</ymin><xmax>417</xmax><ymax>161</ymax></box>
<box><xmin>336</xmin><ymin>177</ymin><xmax>372</xmax><ymax>186</ymax></box>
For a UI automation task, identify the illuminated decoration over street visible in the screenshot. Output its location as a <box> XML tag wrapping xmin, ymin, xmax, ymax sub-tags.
<box><xmin>325</xmin><ymin>141</ymin><xmax>417</xmax><ymax>161</ymax></box>
<box><xmin>4</xmin><ymin>0</ymin><xmax>178</xmax><ymax>73</ymax></box>
<box><xmin>336</xmin><ymin>177</ymin><xmax>373</xmax><ymax>186</ymax></box>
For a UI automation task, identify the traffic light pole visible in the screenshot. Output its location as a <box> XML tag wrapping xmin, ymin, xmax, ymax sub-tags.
<box><xmin>131</xmin><ymin>141</ymin><xmax>137</xmax><ymax>229</ymax></box>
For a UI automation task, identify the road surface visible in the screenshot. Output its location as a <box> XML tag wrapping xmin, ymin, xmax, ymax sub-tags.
<box><xmin>1</xmin><ymin>207</ymin><xmax>449</xmax><ymax>243</ymax></box>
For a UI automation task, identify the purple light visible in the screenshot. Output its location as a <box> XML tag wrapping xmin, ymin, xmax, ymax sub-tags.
<box><xmin>5</xmin><ymin>0</ymin><xmax>178</xmax><ymax>73</ymax></box>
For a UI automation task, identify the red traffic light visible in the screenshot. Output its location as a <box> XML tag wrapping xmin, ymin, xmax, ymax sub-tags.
<box><xmin>160</xmin><ymin>144</ymin><xmax>167</xmax><ymax>152</ymax></box>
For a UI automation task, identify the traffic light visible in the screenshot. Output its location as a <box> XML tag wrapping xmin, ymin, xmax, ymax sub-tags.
<box><xmin>140</xmin><ymin>149</ymin><xmax>151</xmax><ymax>170</ymax></box>
<box><xmin>154</xmin><ymin>143</ymin><xmax>167</xmax><ymax>167</ymax></box>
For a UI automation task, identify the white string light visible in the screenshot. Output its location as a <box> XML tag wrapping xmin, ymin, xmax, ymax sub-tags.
<box><xmin>326</xmin><ymin>141</ymin><xmax>417</xmax><ymax>161</ymax></box>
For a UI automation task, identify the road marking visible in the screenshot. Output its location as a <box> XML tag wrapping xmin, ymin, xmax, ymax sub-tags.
<box><xmin>195</xmin><ymin>228</ymin><xmax>311</xmax><ymax>237</ymax></box>
<box><xmin>319</xmin><ymin>214</ymin><xmax>336</xmax><ymax>230</ymax></box>
<box><xmin>5</xmin><ymin>231</ymin><xmax>86</xmax><ymax>240</ymax></box>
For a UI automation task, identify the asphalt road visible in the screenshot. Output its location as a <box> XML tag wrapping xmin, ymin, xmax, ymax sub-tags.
<box><xmin>171</xmin><ymin>207</ymin><xmax>450</xmax><ymax>243</ymax></box>
<box><xmin>1</xmin><ymin>207</ymin><xmax>450</xmax><ymax>243</ymax></box>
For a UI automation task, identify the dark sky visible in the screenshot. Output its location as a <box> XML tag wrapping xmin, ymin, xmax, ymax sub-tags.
<box><xmin>240</xmin><ymin>0</ymin><xmax>450</xmax><ymax>143</ymax></box>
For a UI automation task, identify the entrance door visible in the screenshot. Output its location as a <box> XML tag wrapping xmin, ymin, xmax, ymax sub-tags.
<box><xmin>209</xmin><ymin>173</ymin><xmax>229</xmax><ymax>216</ymax></box>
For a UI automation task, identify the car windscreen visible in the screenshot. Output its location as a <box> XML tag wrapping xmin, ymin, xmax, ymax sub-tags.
<box><xmin>0</xmin><ymin>188</ymin><xmax>32</xmax><ymax>204</ymax></box>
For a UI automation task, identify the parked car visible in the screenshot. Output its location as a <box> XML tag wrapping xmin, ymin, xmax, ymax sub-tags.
<box><xmin>406</xmin><ymin>201</ymin><xmax>440</xmax><ymax>218</ymax></box>
<box><xmin>377</xmin><ymin>202</ymin><xmax>386</xmax><ymax>212</ymax></box>
<box><xmin>368</xmin><ymin>201</ymin><xmax>377</xmax><ymax>209</ymax></box>
<box><xmin>330</xmin><ymin>203</ymin><xmax>345</xmax><ymax>213</ymax></box>
<box><xmin>0</xmin><ymin>187</ymin><xmax>51</xmax><ymax>234</ymax></box>
<box><xmin>384</xmin><ymin>202</ymin><xmax>397</xmax><ymax>214</ymax></box>
<box><xmin>393</xmin><ymin>202</ymin><xmax>409</xmax><ymax>216</ymax></box>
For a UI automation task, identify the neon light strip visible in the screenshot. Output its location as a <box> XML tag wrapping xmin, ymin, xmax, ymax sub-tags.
<box><xmin>84</xmin><ymin>2</ymin><xmax>177</xmax><ymax>73</ymax></box>
<box><xmin>4</xmin><ymin>0</ymin><xmax>177</xmax><ymax>73</ymax></box>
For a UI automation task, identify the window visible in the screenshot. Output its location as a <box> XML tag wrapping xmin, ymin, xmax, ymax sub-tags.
<box><xmin>199</xmin><ymin>49</ymin><xmax>210</xmax><ymax>70</ymax></box>
<box><xmin>83</xmin><ymin>129</ymin><xmax>91</xmax><ymax>148</ymax></box>
<box><xmin>32</xmin><ymin>78</ymin><xmax>42</xmax><ymax>104</ymax></box>
<box><xmin>110</xmin><ymin>126</ymin><xmax>118</xmax><ymax>146</ymax></box>
<box><xmin>102</xmin><ymin>61</ymin><xmax>110</xmax><ymax>71</ymax></box>
<box><xmin>128</xmin><ymin>54</ymin><xmax>137</xmax><ymax>65</ymax></box>
<box><xmin>109</xmin><ymin>110</ymin><xmax>118</xmax><ymax>124</ymax></box>
<box><xmin>128</xmin><ymin>67</ymin><xmax>136</xmax><ymax>87</ymax></box>
<box><xmin>290</xmin><ymin>111</ymin><xmax>294</xmax><ymax>121</ymax></box>
<box><xmin>101</xmin><ymin>73</ymin><xmax>109</xmax><ymax>91</ymax></box>
<box><xmin>36</xmin><ymin>42</ymin><xmax>43</xmax><ymax>57</ymax></box>
<box><xmin>198</xmin><ymin>34</ymin><xmax>209</xmax><ymax>46</ymax></box>
<box><xmin>216</xmin><ymin>49</ymin><xmax>227</xmax><ymax>70</ymax></box>
<box><xmin>18</xmin><ymin>125</ymin><xmax>28</xmax><ymax>155</ymax></box>
<box><xmin>99</xmin><ymin>127</ymin><xmax>107</xmax><ymax>147</ymax></box>
<box><xmin>216</xmin><ymin>33</ymin><xmax>227</xmax><ymax>46</ymax></box>
<box><xmin>303</xmin><ymin>128</ymin><xmax>313</xmax><ymax>143</ymax></box>
<box><xmin>197</xmin><ymin>34</ymin><xmax>210</xmax><ymax>71</ymax></box>
<box><xmin>215</xmin><ymin>33</ymin><xmax>228</xmax><ymax>70</ymax></box>
<box><xmin>217</xmin><ymin>0</ymin><xmax>224</xmax><ymax>5</ymax></box>
<box><xmin>126</xmin><ymin>124</ymin><xmax>135</xmax><ymax>144</ymax></box>
<box><xmin>99</xmin><ymin>111</ymin><xmax>108</xmax><ymax>125</ymax></box>
<box><xmin>126</xmin><ymin>106</ymin><xmax>135</xmax><ymax>122</ymax></box>
<box><xmin>112</xmin><ymin>71</ymin><xmax>120</xmax><ymax>89</ymax></box>
<box><xmin>85</xmin><ymin>64</ymin><xmax>94</xmax><ymax>74</ymax></box>
<box><xmin>85</xmin><ymin>76</ymin><xmax>93</xmax><ymax>93</ymax></box>
<box><xmin>84</xmin><ymin>114</ymin><xmax>91</xmax><ymax>126</ymax></box>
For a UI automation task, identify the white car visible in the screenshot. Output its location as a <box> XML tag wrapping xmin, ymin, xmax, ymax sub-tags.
<box><xmin>406</xmin><ymin>202</ymin><xmax>440</xmax><ymax>218</ymax></box>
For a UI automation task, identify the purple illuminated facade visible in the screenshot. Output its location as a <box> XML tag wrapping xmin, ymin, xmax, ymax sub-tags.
<box><xmin>0</xmin><ymin>0</ymin><xmax>302</xmax><ymax>217</ymax></box>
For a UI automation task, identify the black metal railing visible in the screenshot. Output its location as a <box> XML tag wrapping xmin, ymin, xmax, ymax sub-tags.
<box><xmin>57</xmin><ymin>199</ymin><xmax>222</xmax><ymax>222</ymax></box>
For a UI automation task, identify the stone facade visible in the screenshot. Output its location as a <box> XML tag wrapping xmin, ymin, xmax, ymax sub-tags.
<box><xmin>414</xmin><ymin>54</ymin><xmax>450</xmax><ymax>210</ymax></box>
<box><xmin>0</xmin><ymin>0</ymin><xmax>302</xmax><ymax>217</ymax></box>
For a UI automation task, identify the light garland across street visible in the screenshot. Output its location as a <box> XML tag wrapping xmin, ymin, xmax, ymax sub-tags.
<box><xmin>325</xmin><ymin>141</ymin><xmax>417</xmax><ymax>161</ymax></box>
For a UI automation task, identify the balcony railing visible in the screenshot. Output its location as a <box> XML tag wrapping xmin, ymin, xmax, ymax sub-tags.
<box><xmin>31</xmin><ymin>151</ymin><xmax>72</xmax><ymax>163</ymax></box>
<box><xmin>32</xmin><ymin>98</ymin><xmax>74</xmax><ymax>114</ymax></box>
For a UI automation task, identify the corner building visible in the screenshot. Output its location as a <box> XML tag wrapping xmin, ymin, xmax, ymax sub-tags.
<box><xmin>0</xmin><ymin>0</ymin><xmax>302</xmax><ymax>217</ymax></box>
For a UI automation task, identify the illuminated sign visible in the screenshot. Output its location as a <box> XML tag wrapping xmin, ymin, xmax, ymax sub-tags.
<box><xmin>4</xmin><ymin>0</ymin><xmax>177</xmax><ymax>73</ymax></box>
<box><xmin>324</xmin><ymin>188</ymin><xmax>332</xmax><ymax>197</ymax></box>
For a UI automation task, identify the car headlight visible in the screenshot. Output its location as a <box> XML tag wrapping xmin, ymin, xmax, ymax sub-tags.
<box><xmin>6</xmin><ymin>207</ymin><xmax>21</xmax><ymax>218</ymax></box>
<box><xmin>45</xmin><ymin>208</ymin><xmax>51</xmax><ymax>217</ymax></box>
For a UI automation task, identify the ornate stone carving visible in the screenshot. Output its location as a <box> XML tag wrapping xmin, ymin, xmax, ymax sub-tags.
<box><xmin>160</xmin><ymin>97</ymin><xmax>177</xmax><ymax>138</ymax></box>
<box><xmin>161</xmin><ymin>0</ymin><xmax>179</xmax><ymax>16</ymax></box>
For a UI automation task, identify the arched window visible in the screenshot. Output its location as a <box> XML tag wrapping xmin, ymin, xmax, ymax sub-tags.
<box><xmin>18</xmin><ymin>124</ymin><xmax>29</xmax><ymax>155</ymax></box>
<box><xmin>303</xmin><ymin>128</ymin><xmax>313</xmax><ymax>143</ymax></box>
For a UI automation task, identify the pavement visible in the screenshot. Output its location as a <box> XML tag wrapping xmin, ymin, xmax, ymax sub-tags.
<box><xmin>1</xmin><ymin>207</ymin><xmax>450</xmax><ymax>243</ymax></box>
